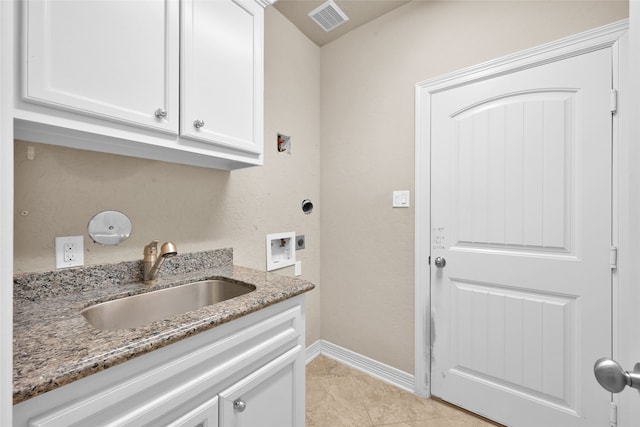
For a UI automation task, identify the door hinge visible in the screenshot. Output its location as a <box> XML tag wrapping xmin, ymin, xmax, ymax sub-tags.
<box><xmin>611</xmin><ymin>89</ymin><xmax>618</xmax><ymax>114</ymax></box>
<box><xmin>428</xmin><ymin>256</ymin><xmax>431</xmax><ymax>265</ymax></box>
<box><xmin>610</xmin><ymin>401</ymin><xmax>618</xmax><ymax>427</ymax></box>
<box><xmin>610</xmin><ymin>246</ymin><xmax>618</xmax><ymax>270</ymax></box>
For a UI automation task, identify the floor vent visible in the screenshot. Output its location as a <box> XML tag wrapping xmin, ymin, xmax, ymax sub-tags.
<box><xmin>308</xmin><ymin>0</ymin><xmax>349</xmax><ymax>32</ymax></box>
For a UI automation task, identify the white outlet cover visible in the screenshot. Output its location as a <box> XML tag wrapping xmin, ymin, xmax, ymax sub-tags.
<box><xmin>55</xmin><ymin>235</ymin><xmax>84</xmax><ymax>269</ymax></box>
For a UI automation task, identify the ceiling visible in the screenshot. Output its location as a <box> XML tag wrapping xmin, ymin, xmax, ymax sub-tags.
<box><xmin>273</xmin><ymin>0</ymin><xmax>411</xmax><ymax>46</ymax></box>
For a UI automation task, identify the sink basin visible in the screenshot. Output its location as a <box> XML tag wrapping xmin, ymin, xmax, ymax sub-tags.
<box><xmin>81</xmin><ymin>279</ymin><xmax>256</xmax><ymax>330</ymax></box>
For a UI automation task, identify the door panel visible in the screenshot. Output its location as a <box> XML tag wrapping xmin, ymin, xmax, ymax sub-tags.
<box><xmin>452</xmin><ymin>92</ymin><xmax>575</xmax><ymax>253</ymax></box>
<box><xmin>451</xmin><ymin>279</ymin><xmax>576</xmax><ymax>402</ymax></box>
<box><xmin>431</xmin><ymin>48</ymin><xmax>612</xmax><ymax>426</ymax></box>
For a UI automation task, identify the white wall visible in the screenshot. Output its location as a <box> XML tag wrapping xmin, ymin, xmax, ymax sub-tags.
<box><xmin>320</xmin><ymin>0</ymin><xmax>629</xmax><ymax>374</ymax></box>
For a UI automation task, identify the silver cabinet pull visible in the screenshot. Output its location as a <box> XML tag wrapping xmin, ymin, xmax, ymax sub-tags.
<box><xmin>194</xmin><ymin>119</ymin><xmax>205</xmax><ymax>129</ymax></box>
<box><xmin>434</xmin><ymin>257</ymin><xmax>446</xmax><ymax>268</ymax></box>
<box><xmin>594</xmin><ymin>358</ymin><xmax>640</xmax><ymax>393</ymax></box>
<box><xmin>233</xmin><ymin>398</ymin><xmax>247</xmax><ymax>412</ymax></box>
<box><xmin>154</xmin><ymin>108</ymin><xmax>167</xmax><ymax>119</ymax></box>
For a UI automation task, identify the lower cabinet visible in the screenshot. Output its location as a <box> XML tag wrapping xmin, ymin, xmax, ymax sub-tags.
<box><xmin>218</xmin><ymin>347</ymin><xmax>299</xmax><ymax>427</ymax></box>
<box><xmin>13</xmin><ymin>296</ymin><xmax>306</xmax><ymax>427</ymax></box>
<box><xmin>163</xmin><ymin>346</ymin><xmax>301</xmax><ymax>427</ymax></box>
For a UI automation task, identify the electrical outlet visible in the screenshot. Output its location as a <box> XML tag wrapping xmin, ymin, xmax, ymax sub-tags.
<box><xmin>55</xmin><ymin>236</ymin><xmax>84</xmax><ymax>268</ymax></box>
<box><xmin>296</xmin><ymin>235</ymin><xmax>305</xmax><ymax>250</ymax></box>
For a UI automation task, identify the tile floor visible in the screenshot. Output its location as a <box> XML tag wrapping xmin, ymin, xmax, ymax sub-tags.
<box><xmin>305</xmin><ymin>356</ymin><xmax>503</xmax><ymax>427</ymax></box>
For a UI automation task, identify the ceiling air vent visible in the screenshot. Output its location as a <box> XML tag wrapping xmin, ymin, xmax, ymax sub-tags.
<box><xmin>308</xmin><ymin>0</ymin><xmax>349</xmax><ymax>32</ymax></box>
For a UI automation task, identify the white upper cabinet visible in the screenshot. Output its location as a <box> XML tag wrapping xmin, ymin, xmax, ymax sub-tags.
<box><xmin>23</xmin><ymin>0</ymin><xmax>179</xmax><ymax>133</ymax></box>
<box><xmin>18</xmin><ymin>0</ymin><xmax>266</xmax><ymax>170</ymax></box>
<box><xmin>181</xmin><ymin>0</ymin><xmax>263</xmax><ymax>155</ymax></box>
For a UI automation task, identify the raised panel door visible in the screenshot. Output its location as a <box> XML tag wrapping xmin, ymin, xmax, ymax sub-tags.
<box><xmin>430</xmin><ymin>48</ymin><xmax>613</xmax><ymax>426</ymax></box>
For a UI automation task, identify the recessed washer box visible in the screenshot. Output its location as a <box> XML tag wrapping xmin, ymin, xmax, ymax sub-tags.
<box><xmin>266</xmin><ymin>232</ymin><xmax>296</xmax><ymax>271</ymax></box>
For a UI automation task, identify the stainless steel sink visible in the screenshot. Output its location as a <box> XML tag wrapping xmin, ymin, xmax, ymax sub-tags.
<box><xmin>81</xmin><ymin>279</ymin><xmax>256</xmax><ymax>330</ymax></box>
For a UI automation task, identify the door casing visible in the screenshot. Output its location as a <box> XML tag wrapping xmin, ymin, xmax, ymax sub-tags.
<box><xmin>414</xmin><ymin>19</ymin><xmax>629</xmax><ymax>422</ymax></box>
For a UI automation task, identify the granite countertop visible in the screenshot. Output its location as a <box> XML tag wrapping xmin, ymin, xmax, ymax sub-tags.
<box><xmin>13</xmin><ymin>248</ymin><xmax>314</xmax><ymax>405</ymax></box>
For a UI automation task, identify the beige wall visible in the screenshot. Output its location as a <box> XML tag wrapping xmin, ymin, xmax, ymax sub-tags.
<box><xmin>13</xmin><ymin>8</ymin><xmax>322</xmax><ymax>345</ymax></box>
<box><xmin>13</xmin><ymin>1</ymin><xmax>630</xmax><ymax>377</ymax></box>
<box><xmin>320</xmin><ymin>1</ymin><xmax>628</xmax><ymax>374</ymax></box>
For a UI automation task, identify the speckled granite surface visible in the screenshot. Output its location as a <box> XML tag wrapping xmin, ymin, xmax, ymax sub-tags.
<box><xmin>13</xmin><ymin>248</ymin><xmax>315</xmax><ymax>405</ymax></box>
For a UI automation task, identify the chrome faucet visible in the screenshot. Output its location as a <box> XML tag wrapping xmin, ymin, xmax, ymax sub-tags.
<box><xmin>143</xmin><ymin>240</ymin><xmax>177</xmax><ymax>285</ymax></box>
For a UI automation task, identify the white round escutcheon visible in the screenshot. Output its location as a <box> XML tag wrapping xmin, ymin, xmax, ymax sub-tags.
<box><xmin>88</xmin><ymin>210</ymin><xmax>132</xmax><ymax>245</ymax></box>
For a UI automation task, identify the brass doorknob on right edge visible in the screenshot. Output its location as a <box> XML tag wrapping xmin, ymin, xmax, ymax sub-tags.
<box><xmin>434</xmin><ymin>257</ymin><xmax>446</xmax><ymax>268</ymax></box>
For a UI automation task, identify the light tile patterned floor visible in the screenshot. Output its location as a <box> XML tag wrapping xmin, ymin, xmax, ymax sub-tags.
<box><xmin>306</xmin><ymin>356</ymin><xmax>503</xmax><ymax>427</ymax></box>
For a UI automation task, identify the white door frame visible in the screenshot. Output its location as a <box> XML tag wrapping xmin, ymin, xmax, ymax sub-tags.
<box><xmin>414</xmin><ymin>20</ymin><xmax>629</xmax><ymax>413</ymax></box>
<box><xmin>0</xmin><ymin>0</ymin><xmax>15</xmax><ymax>425</ymax></box>
<box><xmin>616</xmin><ymin>4</ymin><xmax>640</xmax><ymax>426</ymax></box>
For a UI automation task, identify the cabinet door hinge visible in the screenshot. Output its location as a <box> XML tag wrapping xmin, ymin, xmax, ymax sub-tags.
<box><xmin>611</xmin><ymin>89</ymin><xmax>618</xmax><ymax>114</ymax></box>
<box><xmin>610</xmin><ymin>401</ymin><xmax>618</xmax><ymax>427</ymax></box>
<box><xmin>428</xmin><ymin>256</ymin><xmax>431</xmax><ymax>266</ymax></box>
<box><xmin>610</xmin><ymin>246</ymin><xmax>618</xmax><ymax>270</ymax></box>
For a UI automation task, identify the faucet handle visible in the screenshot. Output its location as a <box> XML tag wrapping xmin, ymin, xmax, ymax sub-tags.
<box><xmin>143</xmin><ymin>240</ymin><xmax>159</xmax><ymax>256</ymax></box>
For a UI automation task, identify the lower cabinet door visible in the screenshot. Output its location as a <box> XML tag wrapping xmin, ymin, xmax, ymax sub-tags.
<box><xmin>218</xmin><ymin>346</ymin><xmax>302</xmax><ymax>427</ymax></box>
<box><xmin>167</xmin><ymin>396</ymin><xmax>219</xmax><ymax>427</ymax></box>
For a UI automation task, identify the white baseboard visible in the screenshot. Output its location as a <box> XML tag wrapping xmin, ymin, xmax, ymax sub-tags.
<box><xmin>306</xmin><ymin>339</ymin><xmax>415</xmax><ymax>394</ymax></box>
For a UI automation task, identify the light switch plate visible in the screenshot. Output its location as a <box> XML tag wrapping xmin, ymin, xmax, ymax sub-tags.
<box><xmin>393</xmin><ymin>190</ymin><xmax>410</xmax><ymax>208</ymax></box>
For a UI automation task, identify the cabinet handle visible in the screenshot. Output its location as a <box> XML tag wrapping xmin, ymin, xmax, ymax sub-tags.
<box><xmin>233</xmin><ymin>398</ymin><xmax>247</xmax><ymax>412</ymax></box>
<box><xmin>154</xmin><ymin>108</ymin><xmax>167</xmax><ymax>119</ymax></box>
<box><xmin>193</xmin><ymin>119</ymin><xmax>205</xmax><ymax>129</ymax></box>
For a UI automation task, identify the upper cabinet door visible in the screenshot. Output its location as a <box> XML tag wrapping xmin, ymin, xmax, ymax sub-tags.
<box><xmin>23</xmin><ymin>0</ymin><xmax>179</xmax><ymax>133</ymax></box>
<box><xmin>181</xmin><ymin>0</ymin><xmax>264</xmax><ymax>155</ymax></box>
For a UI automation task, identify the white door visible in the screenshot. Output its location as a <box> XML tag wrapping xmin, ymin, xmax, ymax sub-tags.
<box><xmin>430</xmin><ymin>48</ymin><xmax>613</xmax><ymax>426</ymax></box>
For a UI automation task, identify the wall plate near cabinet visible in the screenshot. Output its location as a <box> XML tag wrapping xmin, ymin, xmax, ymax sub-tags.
<box><xmin>266</xmin><ymin>232</ymin><xmax>295</xmax><ymax>271</ymax></box>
